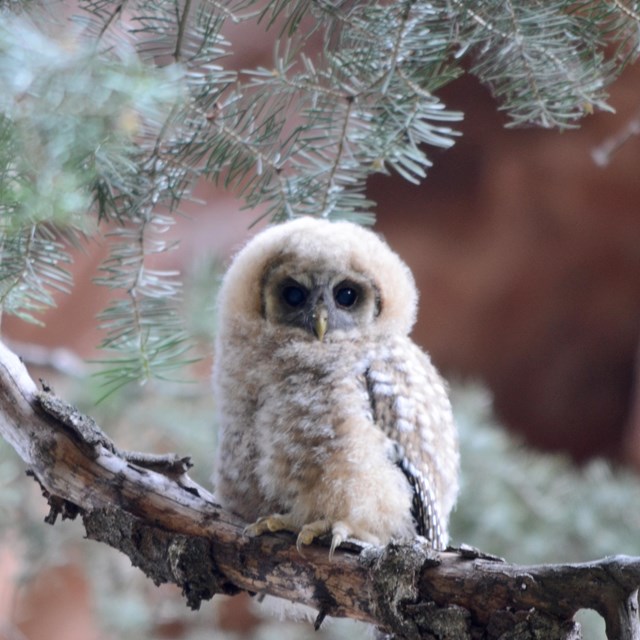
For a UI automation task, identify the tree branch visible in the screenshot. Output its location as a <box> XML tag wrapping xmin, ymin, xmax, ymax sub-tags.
<box><xmin>1</xmin><ymin>339</ymin><xmax>639</xmax><ymax>639</ymax></box>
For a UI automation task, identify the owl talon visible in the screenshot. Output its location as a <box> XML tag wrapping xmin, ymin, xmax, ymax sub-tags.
<box><xmin>295</xmin><ymin>519</ymin><xmax>331</xmax><ymax>554</ymax></box>
<box><xmin>329</xmin><ymin>534</ymin><xmax>342</xmax><ymax>559</ymax></box>
<box><xmin>293</xmin><ymin>519</ymin><xmax>353</xmax><ymax>559</ymax></box>
<box><xmin>328</xmin><ymin>535</ymin><xmax>343</xmax><ymax>559</ymax></box>
<box><xmin>329</xmin><ymin>521</ymin><xmax>351</xmax><ymax>559</ymax></box>
<box><xmin>295</xmin><ymin>533</ymin><xmax>309</xmax><ymax>556</ymax></box>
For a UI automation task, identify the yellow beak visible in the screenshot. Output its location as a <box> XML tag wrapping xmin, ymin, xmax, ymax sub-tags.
<box><xmin>313</xmin><ymin>306</ymin><xmax>329</xmax><ymax>341</ymax></box>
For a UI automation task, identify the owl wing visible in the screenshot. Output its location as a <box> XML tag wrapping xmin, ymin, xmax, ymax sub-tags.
<box><xmin>390</xmin><ymin>442</ymin><xmax>444</xmax><ymax>547</ymax></box>
<box><xmin>364</xmin><ymin>338</ymin><xmax>457</xmax><ymax>549</ymax></box>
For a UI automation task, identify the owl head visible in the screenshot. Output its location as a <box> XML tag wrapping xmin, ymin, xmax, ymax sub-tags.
<box><xmin>217</xmin><ymin>217</ymin><xmax>418</xmax><ymax>340</ymax></box>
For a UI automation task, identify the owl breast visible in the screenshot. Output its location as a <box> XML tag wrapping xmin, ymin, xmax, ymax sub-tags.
<box><xmin>214</xmin><ymin>326</ymin><xmax>418</xmax><ymax>546</ymax></box>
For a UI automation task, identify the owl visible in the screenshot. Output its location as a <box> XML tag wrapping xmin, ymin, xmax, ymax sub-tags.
<box><xmin>212</xmin><ymin>217</ymin><xmax>458</xmax><ymax>556</ymax></box>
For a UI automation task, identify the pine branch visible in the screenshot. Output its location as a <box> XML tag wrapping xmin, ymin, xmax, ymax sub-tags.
<box><xmin>229</xmin><ymin>1</ymin><xmax>461</xmax><ymax>220</ymax></box>
<box><xmin>1</xmin><ymin>339</ymin><xmax>640</xmax><ymax>640</ymax></box>
<box><xmin>93</xmin><ymin>213</ymin><xmax>196</xmax><ymax>398</ymax></box>
<box><xmin>593</xmin><ymin>0</ymin><xmax>640</xmax><ymax>65</ymax></box>
<box><xmin>2</xmin><ymin>1</ymin><xmax>640</xmax><ymax>392</ymax></box>
<box><xmin>592</xmin><ymin>105</ymin><xmax>640</xmax><ymax>166</ymax></box>
<box><xmin>0</xmin><ymin>14</ymin><xmax>184</xmax><ymax>329</ymax></box>
<box><xmin>452</xmin><ymin>0</ymin><xmax>614</xmax><ymax>128</ymax></box>
<box><xmin>0</xmin><ymin>223</ymin><xmax>74</xmax><ymax>325</ymax></box>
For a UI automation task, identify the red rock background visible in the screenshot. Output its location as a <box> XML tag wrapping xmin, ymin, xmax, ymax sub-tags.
<box><xmin>371</xmin><ymin>69</ymin><xmax>640</xmax><ymax>466</ymax></box>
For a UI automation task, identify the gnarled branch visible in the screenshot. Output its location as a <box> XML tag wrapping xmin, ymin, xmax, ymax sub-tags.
<box><xmin>0</xmin><ymin>340</ymin><xmax>639</xmax><ymax>639</ymax></box>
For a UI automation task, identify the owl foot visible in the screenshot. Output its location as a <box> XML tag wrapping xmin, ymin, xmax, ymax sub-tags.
<box><xmin>244</xmin><ymin>513</ymin><xmax>297</xmax><ymax>537</ymax></box>
<box><xmin>244</xmin><ymin>514</ymin><xmax>352</xmax><ymax>559</ymax></box>
<box><xmin>297</xmin><ymin>519</ymin><xmax>352</xmax><ymax>559</ymax></box>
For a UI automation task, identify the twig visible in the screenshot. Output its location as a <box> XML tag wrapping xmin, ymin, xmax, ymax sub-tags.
<box><xmin>592</xmin><ymin>107</ymin><xmax>640</xmax><ymax>167</ymax></box>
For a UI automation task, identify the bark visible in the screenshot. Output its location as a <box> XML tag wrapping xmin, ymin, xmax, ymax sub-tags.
<box><xmin>1</xmin><ymin>340</ymin><xmax>639</xmax><ymax>639</ymax></box>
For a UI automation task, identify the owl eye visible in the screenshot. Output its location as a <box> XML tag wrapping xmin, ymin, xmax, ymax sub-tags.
<box><xmin>334</xmin><ymin>284</ymin><xmax>358</xmax><ymax>308</ymax></box>
<box><xmin>282</xmin><ymin>284</ymin><xmax>307</xmax><ymax>308</ymax></box>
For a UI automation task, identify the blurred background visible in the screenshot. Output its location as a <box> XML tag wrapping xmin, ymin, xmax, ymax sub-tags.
<box><xmin>2</xmin><ymin>15</ymin><xmax>640</xmax><ymax>640</ymax></box>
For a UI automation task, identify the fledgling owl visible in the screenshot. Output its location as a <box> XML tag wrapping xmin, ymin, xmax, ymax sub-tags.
<box><xmin>212</xmin><ymin>217</ymin><xmax>458</xmax><ymax>555</ymax></box>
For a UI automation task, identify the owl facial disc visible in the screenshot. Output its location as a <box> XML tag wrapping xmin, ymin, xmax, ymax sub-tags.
<box><xmin>281</xmin><ymin>280</ymin><xmax>359</xmax><ymax>339</ymax></box>
<box><xmin>263</xmin><ymin>262</ymin><xmax>380</xmax><ymax>341</ymax></box>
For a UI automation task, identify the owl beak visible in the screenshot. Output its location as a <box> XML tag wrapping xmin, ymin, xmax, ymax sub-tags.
<box><xmin>312</xmin><ymin>305</ymin><xmax>329</xmax><ymax>341</ymax></box>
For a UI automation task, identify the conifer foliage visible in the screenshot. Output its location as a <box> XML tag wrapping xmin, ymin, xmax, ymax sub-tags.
<box><xmin>0</xmin><ymin>0</ymin><xmax>638</xmax><ymax>392</ymax></box>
